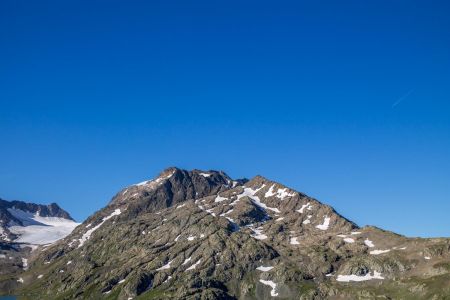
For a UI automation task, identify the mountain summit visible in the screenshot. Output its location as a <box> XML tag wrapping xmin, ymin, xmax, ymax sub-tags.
<box><xmin>2</xmin><ymin>167</ymin><xmax>450</xmax><ymax>299</ymax></box>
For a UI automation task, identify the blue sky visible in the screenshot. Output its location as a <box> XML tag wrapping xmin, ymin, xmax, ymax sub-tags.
<box><xmin>1</xmin><ymin>0</ymin><xmax>449</xmax><ymax>237</ymax></box>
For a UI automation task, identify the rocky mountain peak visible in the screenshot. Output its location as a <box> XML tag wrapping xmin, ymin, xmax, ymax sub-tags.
<box><xmin>109</xmin><ymin>167</ymin><xmax>247</xmax><ymax>208</ymax></box>
<box><xmin>158</xmin><ymin>166</ymin><xmax>179</xmax><ymax>177</ymax></box>
<box><xmin>4</xmin><ymin>168</ymin><xmax>450</xmax><ymax>300</ymax></box>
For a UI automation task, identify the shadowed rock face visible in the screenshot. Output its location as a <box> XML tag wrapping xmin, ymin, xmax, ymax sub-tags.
<box><xmin>0</xmin><ymin>199</ymin><xmax>74</xmax><ymax>223</ymax></box>
<box><xmin>4</xmin><ymin>167</ymin><xmax>450</xmax><ymax>300</ymax></box>
<box><xmin>109</xmin><ymin>167</ymin><xmax>248</xmax><ymax>213</ymax></box>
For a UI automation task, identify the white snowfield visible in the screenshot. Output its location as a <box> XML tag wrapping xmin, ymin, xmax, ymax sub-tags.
<box><xmin>290</xmin><ymin>237</ymin><xmax>300</xmax><ymax>245</ymax></box>
<box><xmin>297</xmin><ymin>203</ymin><xmax>312</xmax><ymax>214</ymax></box>
<box><xmin>274</xmin><ymin>188</ymin><xmax>295</xmax><ymax>199</ymax></box>
<box><xmin>264</xmin><ymin>184</ymin><xmax>295</xmax><ymax>200</ymax></box>
<box><xmin>256</xmin><ymin>266</ymin><xmax>274</xmax><ymax>272</ymax></box>
<box><xmin>250</xmin><ymin>226</ymin><xmax>268</xmax><ymax>240</ymax></box>
<box><xmin>186</xmin><ymin>259</ymin><xmax>202</xmax><ymax>270</ymax></box>
<box><xmin>182</xmin><ymin>257</ymin><xmax>192</xmax><ymax>265</ymax></box>
<box><xmin>336</xmin><ymin>271</ymin><xmax>384</xmax><ymax>282</ymax></box>
<box><xmin>156</xmin><ymin>259</ymin><xmax>173</xmax><ymax>271</ymax></box>
<box><xmin>316</xmin><ymin>216</ymin><xmax>331</xmax><ymax>230</ymax></box>
<box><xmin>238</xmin><ymin>186</ymin><xmax>281</xmax><ymax>213</ymax></box>
<box><xmin>259</xmin><ymin>279</ymin><xmax>279</xmax><ymax>297</ymax></box>
<box><xmin>7</xmin><ymin>208</ymin><xmax>80</xmax><ymax>245</ymax></box>
<box><xmin>370</xmin><ymin>249</ymin><xmax>391</xmax><ymax>255</ymax></box>
<box><xmin>364</xmin><ymin>239</ymin><xmax>375</xmax><ymax>248</ymax></box>
<box><xmin>302</xmin><ymin>215</ymin><xmax>312</xmax><ymax>224</ymax></box>
<box><xmin>214</xmin><ymin>194</ymin><xmax>228</xmax><ymax>203</ymax></box>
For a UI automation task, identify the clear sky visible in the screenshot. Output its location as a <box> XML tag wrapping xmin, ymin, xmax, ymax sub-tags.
<box><xmin>1</xmin><ymin>0</ymin><xmax>449</xmax><ymax>237</ymax></box>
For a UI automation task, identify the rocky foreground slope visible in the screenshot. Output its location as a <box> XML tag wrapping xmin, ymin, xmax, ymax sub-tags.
<box><xmin>2</xmin><ymin>167</ymin><xmax>450</xmax><ymax>299</ymax></box>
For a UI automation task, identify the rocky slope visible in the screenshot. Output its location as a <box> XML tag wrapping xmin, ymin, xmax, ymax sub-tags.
<box><xmin>3</xmin><ymin>167</ymin><xmax>450</xmax><ymax>299</ymax></box>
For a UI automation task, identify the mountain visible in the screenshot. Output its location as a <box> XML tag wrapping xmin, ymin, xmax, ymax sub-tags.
<box><xmin>2</xmin><ymin>167</ymin><xmax>450</xmax><ymax>299</ymax></box>
<box><xmin>0</xmin><ymin>198</ymin><xmax>78</xmax><ymax>245</ymax></box>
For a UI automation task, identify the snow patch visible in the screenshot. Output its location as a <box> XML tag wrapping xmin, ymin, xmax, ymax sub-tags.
<box><xmin>7</xmin><ymin>208</ymin><xmax>80</xmax><ymax>245</ymax></box>
<box><xmin>297</xmin><ymin>203</ymin><xmax>312</xmax><ymax>214</ymax></box>
<box><xmin>250</xmin><ymin>226</ymin><xmax>267</xmax><ymax>240</ymax></box>
<box><xmin>259</xmin><ymin>279</ymin><xmax>278</xmax><ymax>297</ymax></box>
<box><xmin>343</xmin><ymin>238</ymin><xmax>355</xmax><ymax>243</ymax></box>
<box><xmin>316</xmin><ymin>216</ymin><xmax>331</xmax><ymax>230</ymax></box>
<box><xmin>186</xmin><ymin>259</ymin><xmax>201</xmax><ymax>270</ymax></box>
<box><xmin>256</xmin><ymin>266</ymin><xmax>274</xmax><ymax>272</ymax></box>
<box><xmin>370</xmin><ymin>249</ymin><xmax>390</xmax><ymax>255</ymax></box>
<box><xmin>264</xmin><ymin>185</ymin><xmax>276</xmax><ymax>197</ymax></box>
<box><xmin>215</xmin><ymin>194</ymin><xmax>228</xmax><ymax>203</ymax></box>
<box><xmin>302</xmin><ymin>215</ymin><xmax>312</xmax><ymax>225</ymax></box>
<box><xmin>237</xmin><ymin>187</ymin><xmax>280</xmax><ymax>213</ymax></box>
<box><xmin>156</xmin><ymin>259</ymin><xmax>173</xmax><ymax>271</ymax></box>
<box><xmin>219</xmin><ymin>209</ymin><xmax>233</xmax><ymax>217</ymax></box>
<box><xmin>364</xmin><ymin>239</ymin><xmax>375</xmax><ymax>248</ymax></box>
<box><xmin>205</xmin><ymin>208</ymin><xmax>216</xmax><ymax>217</ymax></box>
<box><xmin>275</xmin><ymin>188</ymin><xmax>295</xmax><ymax>199</ymax></box>
<box><xmin>183</xmin><ymin>257</ymin><xmax>192</xmax><ymax>265</ymax></box>
<box><xmin>336</xmin><ymin>271</ymin><xmax>384</xmax><ymax>282</ymax></box>
<box><xmin>290</xmin><ymin>237</ymin><xmax>300</xmax><ymax>245</ymax></box>
<box><xmin>22</xmin><ymin>258</ymin><xmax>28</xmax><ymax>270</ymax></box>
<box><xmin>78</xmin><ymin>209</ymin><xmax>121</xmax><ymax>248</ymax></box>
<box><xmin>135</xmin><ymin>170</ymin><xmax>175</xmax><ymax>187</ymax></box>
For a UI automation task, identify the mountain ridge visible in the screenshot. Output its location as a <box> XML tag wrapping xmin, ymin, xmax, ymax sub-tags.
<box><xmin>0</xmin><ymin>198</ymin><xmax>76</xmax><ymax>242</ymax></box>
<box><xmin>2</xmin><ymin>167</ymin><xmax>450</xmax><ymax>299</ymax></box>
